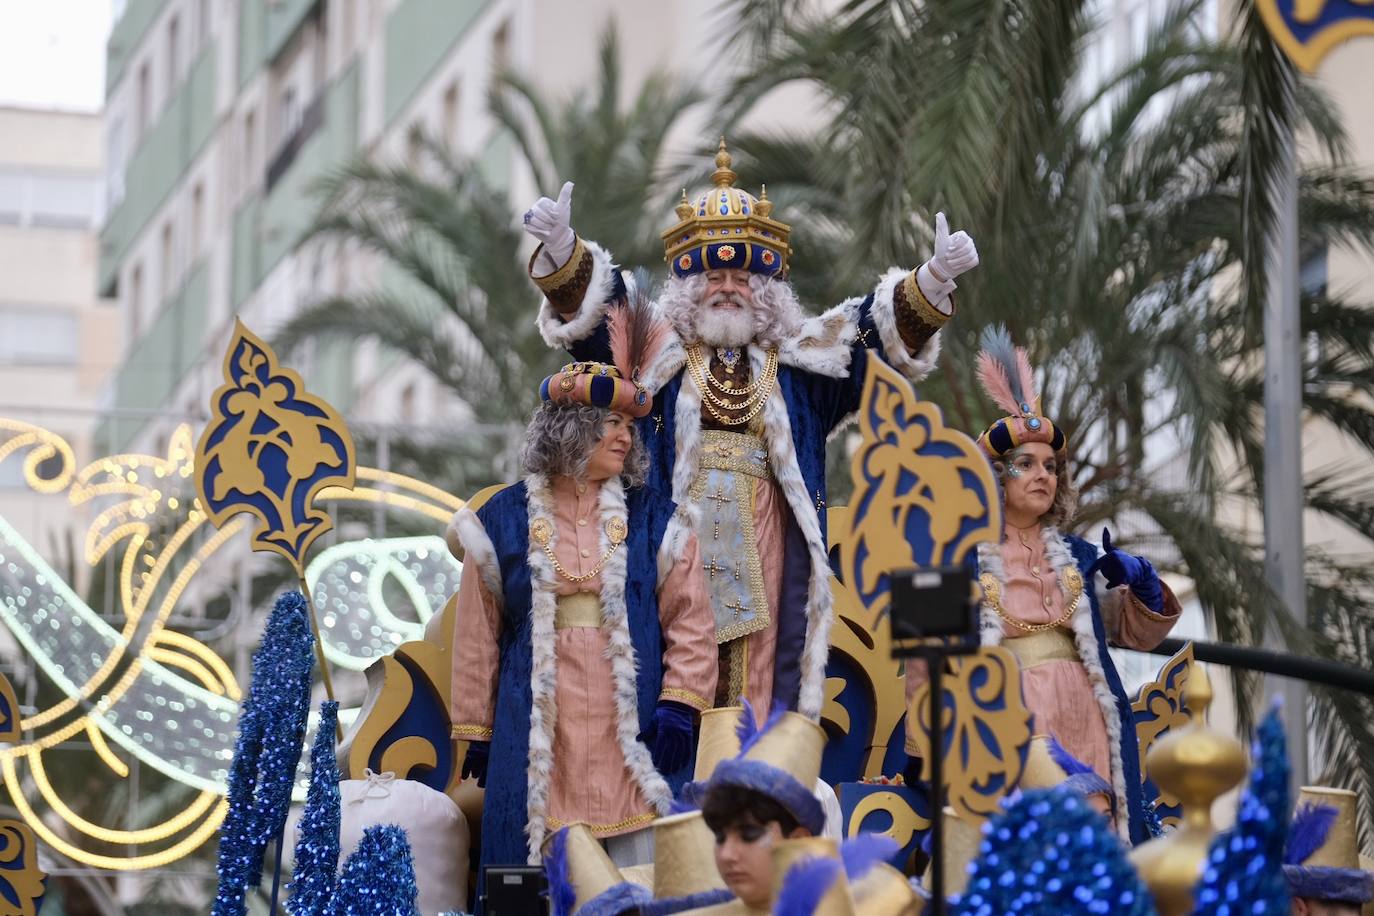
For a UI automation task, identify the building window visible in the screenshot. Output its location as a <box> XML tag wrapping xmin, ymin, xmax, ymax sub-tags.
<box><xmin>0</xmin><ymin>306</ymin><xmax>80</xmax><ymax>365</ymax></box>
<box><xmin>490</xmin><ymin>21</ymin><xmax>510</xmax><ymax>72</ymax></box>
<box><xmin>129</xmin><ymin>263</ymin><xmax>144</xmax><ymax>340</ymax></box>
<box><xmin>168</xmin><ymin>14</ymin><xmax>181</xmax><ymax>85</ymax></box>
<box><xmin>280</xmin><ymin>86</ymin><xmax>302</xmax><ymax>140</ymax></box>
<box><xmin>400</xmin><ymin>383</ymin><xmax>417</xmax><ymax>425</ymax></box>
<box><xmin>442</xmin><ymin>80</ymin><xmax>460</xmax><ymax>149</ymax></box>
<box><xmin>190</xmin><ymin>182</ymin><xmax>205</xmax><ymax>262</ymax></box>
<box><xmin>242</xmin><ymin>109</ymin><xmax>257</xmax><ymax>193</ymax></box>
<box><xmin>161</xmin><ymin>221</ymin><xmax>177</xmax><ymax>302</ymax></box>
<box><xmin>136</xmin><ymin>62</ymin><xmax>152</xmax><ymax>136</ymax></box>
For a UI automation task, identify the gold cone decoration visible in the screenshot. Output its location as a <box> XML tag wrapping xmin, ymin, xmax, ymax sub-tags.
<box><xmin>1293</xmin><ymin>786</ymin><xmax>1362</xmax><ymax>869</ymax></box>
<box><xmin>1017</xmin><ymin>735</ymin><xmax>1070</xmax><ymax>790</ymax></box>
<box><xmin>697</xmin><ymin>706</ymin><xmax>745</xmax><ymax>781</ymax></box>
<box><xmin>1362</xmin><ymin>854</ymin><xmax>1374</xmax><ymax>916</ymax></box>
<box><xmin>546</xmin><ymin>824</ymin><xmax>626</xmax><ymax>912</ymax></box>
<box><xmin>770</xmin><ymin>837</ymin><xmax>855</xmax><ymax>916</ymax></box>
<box><xmin>1129</xmin><ymin>666</ymin><xmax>1247</xmax><ymax>916</ymax></box>
<box><xmin>740</xmin><ymin>711</ymin><xmax>827</xmax><ymax>791</ymax></box>
<box><xmin>921</xmin><ymin>807</ymin><xmax>983</xmax><ymax>900</ymax></box>
<box><xmin>850</xmin><ymin>862</ymin><xmax>921</xmax><ymax>915</ymax></box>
<box><xmin>653</xmin><ymin>811</ymin><xmax>728</xmax><ymax>899</ymax></box>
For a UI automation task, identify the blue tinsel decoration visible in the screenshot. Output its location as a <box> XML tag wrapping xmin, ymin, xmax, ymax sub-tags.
<box><xmin>1191</xmin><ymin>705</ymin><xmax>1291</xmax><ymax>915</ymax></box>
<box><xmin>212</xmin><ymin>591</ymin><xmax>317</xmax><ymax>916</ymax></box>
<box><xmin>287</xmin><ymin>700</ymin><xmax>342</xmax><ymax>914</ymax></box>
<box><xmin>954</xmin><ymin>786</ymin><xmax>1156</xmax><ymax>915</ymax></box>
<box><xmin>328</xmin><ymin>825</ymin><xmax>421</xmax><ymax>916</ymax></box>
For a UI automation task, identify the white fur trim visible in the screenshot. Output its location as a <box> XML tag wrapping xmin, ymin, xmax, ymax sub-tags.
<box><xmin>753</xmin><ymin>344</ymin><xmax>835</xmax><ymax>720</ymax></box>
<box><xmin>640</xmin><ymin>334</ymin><xmax>686</xmax><ymax>396</ymax></box>
<box><xmin>535</xmin><ymin>240</ymin><xmax>618</xmax><ymax>349</ymax></box>
<box><xmin>777</xmin><ymin>297</ymin><xmax>862</xmax><ymax>379</ymax></box>
<box><xmin>523</xmin><ymin>474</ymin><xmax>559</xmax><ymax>862</ymax></box>
<box><xmin>447</xmin><ymin>509</ymin><xmax>504</xmax><ymax>608</ymax></box>
<box><xmin>975</xmin><ymin>541</ymin><xmax>1006</xmax><ymax>648</ymax></box>
<box><xmin>594</xmin><ymin>477</ymin><xmax>675</xmax><ymax>824</ymax></box>
<box><xmin>1042</xmin><ymin>527</ymin><xmax>1133</xmax><ymax>843</ymax></box>
<box><xmin>521</xmin><ymin>474</ymin><xmax>672</xmax><ymax>862</ymax></box>
<box><xmin>870</xmin><ymin>267</ymin><xmax>942</xmax><ymax>382</ymax></box>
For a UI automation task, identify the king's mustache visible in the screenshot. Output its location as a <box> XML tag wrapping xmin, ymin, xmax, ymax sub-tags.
<box><xmin>704</xmin><ymin>292</ymin><xmax>749</xmax><ymax>309</ymax></box>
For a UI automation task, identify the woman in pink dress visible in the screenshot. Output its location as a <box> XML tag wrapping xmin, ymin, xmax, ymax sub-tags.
<box><xmin>907</xmin><ymin>325</ymin><xmax>1179</xmax><ymax>844</ymax></box>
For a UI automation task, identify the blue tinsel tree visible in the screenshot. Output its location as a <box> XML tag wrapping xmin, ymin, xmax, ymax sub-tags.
<box><xmin>328</xmin><ymin>825</ymin><xmax>421</xmax><ymax>916</ymax></box>
<box><xmin>954</xmin><ymin>786</ymin><xmax>1157</xmax><ymax>915</ymax></box>
<box><xmin>212</xmin><ymin>591</ymin><xmax>317</xmax><ymax>916</ymax></box>
<box><xmin>287</xmin><ymin>700</ymin><xmax>342</xmax><ymax>915</ymax></box>
<box><xmin>1191</xmin><ymin>706</ymin><xmax>1291</xmax><ymax>915</ymax></box>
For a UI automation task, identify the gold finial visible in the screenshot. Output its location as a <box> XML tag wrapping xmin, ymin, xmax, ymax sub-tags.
<box><xmin>1129</xmin><ymin>666</ymin><xmax>1247</xmax><ymax>916</ymax></box>
<box><xmin>756</xmin><ymin>184</ymin><xmax>774</xmax><ymax>218</ymax></box>
<box><xmin>675</xmin><ymin>188</ymin><xmax>693</xmax><ymax>221</ymax></box>
<box><xmin>711</xmin><ymin>136</ymin><xmax>738</xmax><ymax>187</ymax></box>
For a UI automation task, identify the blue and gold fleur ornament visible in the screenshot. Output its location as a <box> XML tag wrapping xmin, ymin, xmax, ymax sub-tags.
<box><xmin>195</xmin><ymin>319</ymin><xmax>356</xmax><ymax>702</ymax></box>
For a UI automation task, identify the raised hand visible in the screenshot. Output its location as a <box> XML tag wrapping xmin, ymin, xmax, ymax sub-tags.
<box><xmin>1085</xmin><ymin>528</ymin><xmax>1163</xmax><ymax>611</ymax></box>
<box><xmin>523</xmin><ymin>180</ymin><xmax>576</xmax><ymax>266</ymax></box>
<box><xmin>928</xmin><ymin>212</ymin><xmax>979</xmax><ymax>282</ymax></box>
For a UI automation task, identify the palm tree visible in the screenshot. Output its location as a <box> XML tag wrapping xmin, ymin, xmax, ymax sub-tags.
<box><xmin>273</xmin><ymin>24</ymin><xmax>703</xmax><ymax>492</ymax></box>
<box><xmin>724</xmin><ymin>0</ymin><xmax>1374</xmax><ymax>832</ymax></box>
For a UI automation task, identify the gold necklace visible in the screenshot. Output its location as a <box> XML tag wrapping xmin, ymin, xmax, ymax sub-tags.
<box><xmin>530</xmin><ymin>515</ymin><xmax>628</xmax><ymax>583</ymax></box>
<box><xmin>979</xmin><ymin>567</ymin><xmax>1083</xmax><ymax>633</ymax></box>
<box><xmin>685</xmin><ymin>346</ymin><xmax>778</xmax><ymax>420</ymax></box>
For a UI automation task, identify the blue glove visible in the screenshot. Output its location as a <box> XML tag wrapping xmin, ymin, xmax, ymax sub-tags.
<box><xmin>640</xmin><ymin>701</ymin><xmax>696</xmax><ymax>775</ymax></box>
<box><xmin>1086</xmin><ymin>528</ymin><xmax>1163</xmax><ymax>611</ymax></box>
<box><xmin>462</xmin><ymin>740</ymin><xmax>491</xmax><ymax>788</ymax></box>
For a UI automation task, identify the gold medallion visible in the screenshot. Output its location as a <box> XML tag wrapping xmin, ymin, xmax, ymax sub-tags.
<box><xmin>530</xmin><ymin>518</ymin><xmax>553</xmax><ymax>546</ymax></box>
<box><xmin>605</xmin><ymin>517</ymin><xmax>628</xmax><ymax>545</ymax></box>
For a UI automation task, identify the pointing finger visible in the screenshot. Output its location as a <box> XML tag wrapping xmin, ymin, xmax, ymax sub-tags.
<box><xmin>557</xmin><ymin>180</ymin><xmax>574</xmax><ymax>209</ymax></box>
<box><xmin>934</xmin><ymin>211</ymin><xmax>949</xmax><ymax>243</ymax></box>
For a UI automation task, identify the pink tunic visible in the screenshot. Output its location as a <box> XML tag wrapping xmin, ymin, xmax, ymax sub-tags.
<box><xmin>727</xmin><ymin>476</ymin><xmax>786</xmax><ymax>716</ymax></box>
<box><xmin>450</xmin><ymin>477</ymin><xmax>717</xmax><ymax>837</ymax></box>
<box><xmin>906</xmin><ymin>525</ymin><xmax>1180</xmax><ymax>786</ymax></box>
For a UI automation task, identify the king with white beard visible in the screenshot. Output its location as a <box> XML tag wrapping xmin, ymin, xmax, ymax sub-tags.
<box><xmin>522</xmin><ymin>139</ymin><xmax>979</xmax><ymax>723</ymax></box>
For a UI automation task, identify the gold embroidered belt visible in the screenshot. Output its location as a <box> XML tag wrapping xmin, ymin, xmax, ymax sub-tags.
<box><xmin>554</xmin><ymin>593</ymin><xmax>602</xmax><ymax>630</ymax></box>
<box><xmin>1003</xmin><ymin>628</ymin><xmax>1079</xmax><ymax>669</ymax></box>
<box><xmin>693</xmin><ymin>430</ymin><xmax>772</xmax><ymax>643</ymax></box>
<box><xmin>699</xmin><ymin>430</ymin><xmax>770</xmax><ymax>479</ymax></box>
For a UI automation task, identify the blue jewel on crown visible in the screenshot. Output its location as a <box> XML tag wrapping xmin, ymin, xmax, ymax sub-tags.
<box><xmin>1028</xmin><ymin>417</ymin><xmax>1042</xmax><ymax>430</ymax></box>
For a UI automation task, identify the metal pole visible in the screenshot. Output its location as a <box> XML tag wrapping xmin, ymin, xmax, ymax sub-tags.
<box><xmin>1262</xmin><ymin>125</ymin><xmax>1308</xmax><ymax>789</ymax></box>
<box><xmin>927</xmin><ymin>650</ymin><xmax>945</xmax><ymax>916</ymax></box>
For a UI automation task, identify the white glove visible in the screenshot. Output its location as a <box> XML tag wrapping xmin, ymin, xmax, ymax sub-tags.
<box><xmin>523</xmin><ymin>181</ymin><xmax>576</xmax><ymax>274</ymax></box>
<box><xmin>916</xmin><ymin>211</ymin><xmax>978</xmax><ymax>311</ymax></box>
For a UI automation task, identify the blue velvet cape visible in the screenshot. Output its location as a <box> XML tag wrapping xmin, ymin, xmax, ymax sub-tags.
<box><xmin>474</xmin><ymin>482</ymin><xmax>685</xmax><ymax>869</ymax></box>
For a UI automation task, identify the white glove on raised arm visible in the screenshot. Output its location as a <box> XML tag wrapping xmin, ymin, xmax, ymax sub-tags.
<box><xmin>916</xmin><ymin>211</ymin><xmax>979</xmax><ymax>311</ymax></box>
<box><xmin>523</xmin><ymin>181</ymin><xmax>577</xmax><ymax>276</ymax></box>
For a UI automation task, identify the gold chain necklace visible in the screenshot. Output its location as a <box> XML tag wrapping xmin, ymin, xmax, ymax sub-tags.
<box><xmin>979</xmin><ymin>567</ymin><xmax>1084</xmax><ymax>633</ymax></box>
<box><xmin>685</xmin><ymin>346</ymin><xmax>778</xmax><ymax>424</ymax></box>
<box><xmin>530</xmin><ymin>515</ymin><xmax>628</xmax><ymax>584</ymax></box>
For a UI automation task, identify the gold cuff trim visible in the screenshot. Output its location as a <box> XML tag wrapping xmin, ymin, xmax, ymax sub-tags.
<box><xmin>1003</xmin><ymin>628</ymin><xmax>1079</xmax><ymax>669</ymax></box>
<box><xmin>1128</xmin><ymin>589</ymin><xmax>1179</xmax><ymax>624</ymax></box>
<box><xmin>901</xmin><ymin>270</ymin><xmax>952</xmax><ymax>328</ymax></box>
<box><xmin>660</xmin><ymin>688</ymin><xmax>711</xmax><ymax>712</ymax></box>
<box><xmin>555</xmin><ymin>592</ymin><xmax>603</xmax><ymax>629</ymax></box>
<box><xmin>547</xmin><ymin>811</ymin><xmax>657</xmax><ymax>837</ymax></box>
<box><xmin>530</xmin><ymin>236</ymin><xmax>588</xmax><ymax>292</ymax></box>
<box><xmin>452</xmin><ymin>723</ymin><xmax>494</xmax><ymax>740</ymax></box>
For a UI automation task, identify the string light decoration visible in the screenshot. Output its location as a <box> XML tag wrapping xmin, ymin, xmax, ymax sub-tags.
<box><xmin>212</xmin><ymin>592</ymin><xmax>316</xmax><ymax>916</ymax></box>
<box><xmin>328</xmin><ymin>825</ymin><xmax>420</xmax><ymax>916</ymax></box>
<box><xmin>1192</xmin><ymin>707</ymin><xmax>1291</xmax><ymax>914</ymax></box>
<box><xmin>305</xmin><ymin>536</ymin><xmax>460</xmax><ymax>670</ymax></box>
<box><xmin>287</xmin><ymin>700</ymin><xmax>342</xmax><ymax>915</ymax></box>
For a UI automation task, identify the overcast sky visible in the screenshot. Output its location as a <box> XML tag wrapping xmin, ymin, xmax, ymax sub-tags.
<box><xmin>0</xmin><ymin>1</ymin><xmax>113</xmax><ymax>112</ymax></box>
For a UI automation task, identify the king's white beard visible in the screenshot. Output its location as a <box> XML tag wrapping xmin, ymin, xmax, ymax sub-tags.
<box><xmin>692</xmin><ymin>301</ymin><xmax>755</xmax><ymax>348</ymax></box>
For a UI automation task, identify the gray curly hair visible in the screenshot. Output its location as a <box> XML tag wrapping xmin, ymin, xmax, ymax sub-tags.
<box><xmin>992</xmin><ymin>445</ymin><xmax>1079</xmax><ymax>529</ymax></box>
<box><xmin>520</xmin><ymin>403</ymin><xmax>649</xmax><ymax>488</ymax></box>
<box><xmin>657</xmin><ymin>273</ymin><xmax>805</xmax><ymax>350</ymax></box>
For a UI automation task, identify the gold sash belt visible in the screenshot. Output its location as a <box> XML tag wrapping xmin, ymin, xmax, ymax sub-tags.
<box><xmin>1004</xmin><ymin>628</ymin><xmax>1078</xmax><ymax>669</ymax></box>
<box><xmin>699</xmin><ymin>430</ymin><xmax>770</xmax><ymax>480</ymax></box>
<box><xmin>554</xmin><ymin>593</ymin><xmax>602</xmax><ymax>630</ymax></box>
